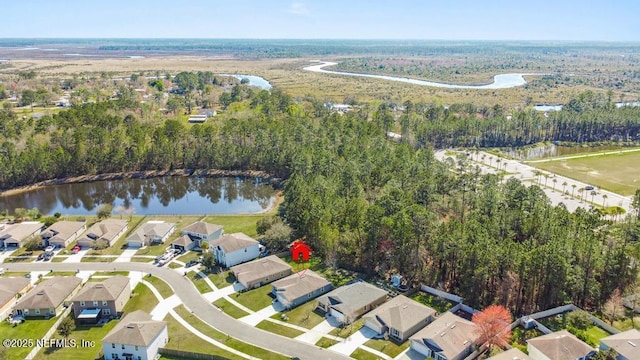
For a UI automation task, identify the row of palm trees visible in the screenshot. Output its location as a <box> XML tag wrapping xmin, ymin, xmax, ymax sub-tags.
<box><xmin>531</xmin><ymin>169</ymin><xmax>609</xmax><ymax>205</ymax></box>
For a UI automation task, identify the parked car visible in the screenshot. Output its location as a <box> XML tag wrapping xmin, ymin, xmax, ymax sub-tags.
<box><xmin>585</xmin><ymin>185</ymin><xmax>595</xmax><ymax>190</ymax></box>
<box><xmin>37</xmin><ymin>253</ymin><xmax>45</xmax><ymax>261</ymax></box>
<box><xmin>185</xmin><ymin>260</ymin><xmax>198</xmax><ymax>268</ymax></box>
<box><xmin>72</xmin><ymin>245</ymin><xmax>81</xmax><ymax>254</ymax></box>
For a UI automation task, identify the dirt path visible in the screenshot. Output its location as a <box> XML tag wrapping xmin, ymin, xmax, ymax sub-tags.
<box><xmin>525</xmin><ymin>147</ymin><xmax>640</xmax><ymax>163</ymax></box>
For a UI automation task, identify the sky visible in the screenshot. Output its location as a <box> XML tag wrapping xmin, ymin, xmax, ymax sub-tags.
<box><xmin>2</xmin><ymin>0</ymin><xmax>639</xmax><ymax>41</ymax></box>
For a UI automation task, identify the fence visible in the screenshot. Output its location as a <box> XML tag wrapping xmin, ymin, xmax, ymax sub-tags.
<box><xmin>450</xmin><ymin>302</ymin><xmax>479</xmax><ymax>315</ymax></box>
<box><xmin>522</xmin><ymin>303</ymin><xmax>619</xmax><ymax>335</ymax></box>
<box><xmin>159</xmin><ymin>348</ymin><xmax>233</xmax><ymax>360</ymax></box>
<box><xmin>420</xmin><ymin>284</ymin><xmax>463</xmax><ymax>303</ymax></box>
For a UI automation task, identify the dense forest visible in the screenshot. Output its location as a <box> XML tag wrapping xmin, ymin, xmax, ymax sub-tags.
<box><xmin>1</xmin><ymin>84</ymin><xmax>639</xmax><ymax>315</ymax></box>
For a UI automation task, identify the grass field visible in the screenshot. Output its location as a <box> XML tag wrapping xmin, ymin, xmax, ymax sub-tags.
<box><xmin>255</xmin><ymin>320</ymin><xmax>304</xmax><ymax>338</ymax></box>
<box><xmin>213</xmin><ymin>298</ymin><xmax>250</xmax><ymax>319</ymax></box>
<box><xmin>38</xmin><ymin>315</ymin><xmax>119</xmax><ymax>360</ymax></box>
<box><xmin>145</xmin><ymin>276</ymin><xmax>174</xmax><ymax>298</ymax></box>
<box><xmin>350</xmin><ymin>347</ymin><xmax>382</xmax><ymax>360</ymax></box>
<box><xmin>123</xmin><ymin>282</ymin><xmax>159</xmax><ymax>314</ymax></box>
<box><xmin>189</xmin><ymin>271</ymin><xmax>213</xmax><ymax>293</ymax></box>
<box><xmin>0</xmin><ymin>316</ymin><xmax>59</xmax><ymax>359</ymax></box>
<box><xmin>533</xmin><ymin>151</ymin><xmax>640</xmax><ymax>196</ymax></box>
<box><xmin>316</xmin><ymin>337</ymin><xmax>340</xmax><ymax>348</ymax></box>
<box><xmin>270</xmin><ymin>300</ymin><xmax>324</xmax><ymax>329</ymax></box>
<box><xmin>206</xmin><ymin>269</ymin><xmax>234</xmax><ymax>289</ymax></box>
<box><xmin>364</xmin><ymin>338</ymin><xmax>410</xmax><ymax>358</ymax></box>
<box><xmin>232</xmin><ymin>284</ymin><xmax>273</xmax><ymax>311</ymax></box>
<box><xmin>329</xmin><ymin>318</ymin><xmax>364</xmax><ymax>338</ymax></box>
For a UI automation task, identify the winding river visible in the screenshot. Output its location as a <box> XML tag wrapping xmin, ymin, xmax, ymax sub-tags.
<box><xmin>303</xmin><ymin>61</ymin><xmax>537</xmax><ymax>89</ymax></box>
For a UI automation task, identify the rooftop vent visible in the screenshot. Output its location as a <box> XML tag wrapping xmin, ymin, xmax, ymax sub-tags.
<box><xmin>628</xmin><ymin>341</ymin><xmax>637</xmax><ymax>347</ymax></box>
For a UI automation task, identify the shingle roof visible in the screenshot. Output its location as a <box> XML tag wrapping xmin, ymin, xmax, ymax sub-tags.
<box><xmin>81</xmin><ymin>219</ymin><xmax>128</xmax><ymax>243</ymax></box>
<box><xmin>211</xmin><ymin>233</ymin><xmax>258</xmax><ymax>253</ymax></box>
<box><xmin>127</xmin><ymin>221</ymin><xmax>175</xmax><ymax>243</ymax></box>
<box><xmin>272</xmin><ymin>270</ymin><xmax>331</xmax><ymax>302</ymax></box>
<box><xmin>487</xmin><ymin>348</ymin><xmax>531</xmax><ymax>360</ymax></box>
<box><xmin>172</xmin><ymin>234</ymin><xmax>193</xmax><ymax>247</ymax></box>
<box><xmin>410</xmin><ymin>312</ymin><xmax>478</xmax><ymax>360</ymax></box>
<box><xmin>16</xmin><ymin>276</ymin><xmax>82</xmax><ymax>309</ymax></box>
<box><xmin>0</xmin><ymin>222</ymin><xmax>44</xmax><ymax>243</ymax></box>
<box><xmin>0</xmin><ymin>277</ymin><xmax>30</xmax><ymax>306</ymax></box>
<box><xmin>72</xmin><ymin>276</ymin><xmax>130</xmax><ymax>302</ymax></box>
<box><xmin>364</xmin><ymin>294</ymin><xmax>436</xmax><ymax>333</ymax></box>
<box><xmin>182</xmin><ymin>221</ymin><xmax>222</xmax><ymax>236</ymax></box>
<box><xmin>102</xmin><ymin>310</ymin><xmax>166</xmax><ymax>347</ymax></box>
<box><xmin>42</xmin><ymin>221</ymin><xmax>86</xmax><ymax>243</ymax></box>
<box><xmin>600</xmin><ymin>329</ymin><xmax>640</xmax><ymax>360</ymax></box>
<box><xmin>318</xmin><ymin>282</ymin><xmax>388</xmax><ymax>318</ymax></box>
<box><xmin>527</xmin><ymin>330</ymin><xmax>594</xmax><ymax>360</ymax></box>
<box><xmin>231</xmin><ymin>255</ymin><xmax>292</xmax><ymax>285</ymax></box>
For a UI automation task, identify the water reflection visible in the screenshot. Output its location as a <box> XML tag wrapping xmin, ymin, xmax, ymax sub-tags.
<box><xmin>0</xmin><ymin>177</ymin><xmax>275</xmax><ymax>215</ymax></box>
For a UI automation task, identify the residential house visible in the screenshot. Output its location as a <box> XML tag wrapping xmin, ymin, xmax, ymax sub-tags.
<box><xmin>290</xmin><ymin>240</ymin><xmax>312</xmax><ymax>261</ymax></box>
<box><xmin>72</xmin><ymin>276</ymin><xmax>131</xmax><ymax>324</ymax></box>
<box><xmin>102</xmin><ymin>310</ymin><xmax>168</xmax><ymax>360</ymax></box>
<box><xmin>14</xmin><ymin>276</ymin><xmax>82</xmax><ymax>318</ymax></box>
<box><xmin>180</xmin><ymin>221</ymin><xmax>223</xmax><ymax>248</ymax></box>
<box><xmin>187</xmin><ymin>114</ymin><xmax>208</xmax><ymax>123</ymax></box>
<box><xmin>527</xmin><ymin>330</ymin><xmax>595</xmax><ymax>360</ymax></box>
<box><xmin>363</xmin><ymin>294</ymin><xmax>437</xmax><ymax>342</ymax></box>
<box><xmin>272</xmin><ymin>270</ymin><xmax>333</xmax><ymax>310</ymax></box>
<box><xmin>600</xmin><ymin>329</ymin><xmax>640</xmax><ymax>360</ymax></box>
<box><xmin>488</xmin><ymin>348</ymin><xmax>531</xmax><ymax>360</ymax></box>
<box><xmin>171</xmin><ymin>235</ymin><xmax>196</xmax><ymax>252</ymax></box>
<box><xmin>0</xmin><ymin>221</ymin><xmax>45</xmax><ymax>248</ymax></box>
<box><xmin>0</xmin><ymin>277</ymin><xmax>31</xmax><ymax>320</ymax></box>
<box><xmin>210</xmin><ymin>233</ymin><xmax>259</xmax><ymax>268</ymax></box>
<box><xmin>41</xmin><ymin>221</ymin><xmax>87</xmax><ymax>248</ymax></box>
<box><xmin>410</xmin><ymin>311</ymin><xmax>478</xmax><ymax>360</ymax></box>
<box><xmin>77</xmin><ymin>219</ymin><xmax>128</xmax><ymax>248</ymax></box>
<box><xmin>231</xmin><ymin>255</ymin><xmax>293</xmax><ymax>290</ymax></box>
<box><xmin>317</xmin><ymin>281</ymin><xmax>388</xmax><ymax>325</ymax></box>
<box><xmin>126</xmin><ymin>221</ymin><xmax>175</xmax><ymax>248</ymax></box>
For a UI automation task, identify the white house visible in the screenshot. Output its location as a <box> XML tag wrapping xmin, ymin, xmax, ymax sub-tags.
<box><xmin>210</xmin><ymin>233</ymin><xmax>259</xmax><ymax>268</ymax></box>
<box><xmin>102</xmin><ymin>310</ymin><xmax>168</xmax><ymax>360</ymax></box>
<box><xmin>126</xmin><ymin>221</ymin><xmax>175</xmax><ymax>248</ymax></box>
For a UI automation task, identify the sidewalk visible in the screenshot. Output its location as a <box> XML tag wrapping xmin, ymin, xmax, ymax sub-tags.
<box><xmin>114</xmin><ymin>248</ymin><xmax>138</xmax><ymax>263</ymax></box>
<box><xmin>329</xmin><ymin>326</ymin><xmax>378</xmax><ymax>356</ymax></box>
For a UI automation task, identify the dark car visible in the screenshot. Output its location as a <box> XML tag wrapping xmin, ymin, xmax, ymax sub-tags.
<box><xmin>585</xmin><ymin>185</ymin><xmax>595</xmax><ymax>191</ymax></box>
<box><xmin>185</xmin><ymin>260</ymin><xmax>198</xmax><ymax>268</ymax></box>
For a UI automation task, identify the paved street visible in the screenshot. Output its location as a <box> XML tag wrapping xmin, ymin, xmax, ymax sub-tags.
<box><xmin>4</xmin><ymin>261</ymin><xmax>352</xmax><ymax>360</ymax></box>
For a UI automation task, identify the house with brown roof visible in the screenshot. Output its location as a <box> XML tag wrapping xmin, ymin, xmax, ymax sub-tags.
<box><xmin>72</xmin><ymin>276</ymin><xmax>131</xmax><ymax>324</ymax></box>
<box><xmin>211</xmin><ymin>233</ymin><xmax>260</xmax><ymax>268</ymax></box>
<box><xmin>77</xmin><ymin>219</ymin><xmax>128</xmax><ymax>248</ymax></box>
<box><xmin>272</xmin><ymin>270</ymin><xmax>333</xmax><ymax>310</ymax></box>
<box><xmin>363</xmin><ymin>294</ymin><xmax>437</xmax><ymax>342</ymax></box>
<box><xmin>180</xmin><ymin>221</ymin><xmax>223</xmax><ymax>249</ymax></box>
<box><xmin>0</xmin><ymin>221</ymin><xmax>45</xmax><ymax>248</ymax></box>
<box><xmin>231</xmin><ymin>255</ymin><xmax>293</xmax><ymax>290</ymax></box>
<box><xmin>171</xmin><ymin>234</ymin><xmax>196</xmax><ymax>252</ymax></box>
<box><xmin>317</xmin><ymin>281</ymin><xmax>388</xmax><ymax>325</ymax></box>
<box><xmin>102</xmin><ymin>310</ymin><xmax>168</xmax><ymax>360</ymax></box>
<box><xmin>410</xmin><ymin>311</ymin><xmax>479</xmax><ymax>360</ymax></box>
<box><xmin>0</xmin><ymin>277</ymin><xmax>31</xmax><ymax>320</ymax></box>
<box><xmin>126</xmin><ymin>221</ymin><xmax>175</xmax><ymax>248</ymax></box>
<box><xmin>14</xmin><ymin>276</ymin><xmax>82</xmax><ymax>318</ymax></box>
<box><xmin>41</xmin><ymin>220</ymin><xmax>87</xmax><ymax>248</ymax></box>
<box><xmin>600</xmin><ymin>329</ymin><xmax>640</xmax><ymax>360</ymax></box>
<box><xmin>488</xmin><ymin>348</ymin><xmax>532</xmax><ymax>360</ymax></box>
<box><xmin>527</xmin><ymin>330</ymin><xmax>595</xmax><ymax>360</ymax></box>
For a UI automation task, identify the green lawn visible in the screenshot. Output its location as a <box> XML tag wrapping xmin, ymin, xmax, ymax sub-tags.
<box><xmin>80</xmin><ymin>256</ymin><xmax>117</xmax><ymax>263</ymax></box>
<box><xmin>213</xmin><ymin>298</ymin><xmax>250</xmax><ymax>319</ymax></box>
<box><xmin>176</xmin><ymin>251</ymin><xmax>200</xmax><ymax>263</ymax></box>
<box><xmin>130</xmin><ymin>256</ymin><xmax>155</xmax><ymax>262</ymax></box>
<box><xmin>0</xmin><ymin>316</ymin><xmax>59</xmax><ymax>359</ymax></box>
<box><xmin>316</xmin><ymin>337</ymin><xmax>340</xmax><ymax>348</ymax></box>
<box><xmin>173</xmin><ymin>306</ymin><xmax>289</xmax><ymax>360</ymax></box>
<box><xmin>145</xmin><ymin>275</ymin><xmax>174</xmax><ymax>298</ymax></box>
<box><xmin>46</xmin><ymin>271</ymin><xmax>79</xmax><ymax>277</ymax></box>
<box><xmin>168</xmin><ymin>262</ymin><xmax>183</xmax><ymax>269</ymax></box>
<box><xmin>206</xmin><ymin>268</ymin><xmax>235</xmax><ymax>289</ymax></box>
<box><xmin>1</xmin><ymin>271</ymin><xmax>30</xmax><ymax>277</ymax></box>
<box><xmin>232</xmin><ymin>284</ymin><xmax>273</xmax><ymax>311</ymax></box>
<box><xmin>189</xmin><ymin>271</ymin><xmax>213</xmax><ymax>293</ymax></box>
<box><xmin>270</xmin><ymin>299</ymin><xmax>324</xmax><ymax>329</ymax></box>
<box><xmin>329</xmin><ymin>318</ymin><xmax>364</xmax><ymax>338</ymax></box>
<box><xmin>50</xmin><ymin>256</ymin><xmax>68</xmax><ymax>262</ymax></box>
<box><xmin>585</xmin><ymin>325</ymin><xmax>610</xmax><ymax>342</ymax></box>
<box><xmin>350</xmin><ymin>347</ymin><xmax>383</xmax><ymax>360</ymax></box>
<box><xmin>282</xmin><ymin>255</ymin><xmax>358</xmax><ymax>287</ymax></box>
<box><xmin>38</xmin><ymin>315</ymin><xmax>119</xmax><ymax>359</ymax></box>
<box><xmin>203</xmin><ymin>214</ymin><xmax>266</xmax><ymax>238</ymax></box>
<box><xmin>163</xmin><ymin>313</ymin><xmax>245</xmax><ymax>360</ymax></box>
<box><xmin>533</xmin><ymin>151</ymin><xmax>640</xmax><ymax>196</ymax></box>
<box><xmin>410</xmin><ymin>291</ymin><xmax>456</xmax><ymax>313</ymax></box>
<box><xmin>256</xmin><ymin>320</ymin><xmax>305</xmax><ymax>338</ymax></box>
<box><xmin>85</xmin><ymin>216</ymin><xmax>147</xmax><ymax>256</ymax></box>
<box><xmin>135</xmin><ymin>243</ymin><xmax>171</xmax><ymax>257</ymax></box>
<box><xmin>123</xmin><ymin>282</ymin><xmax>159</xmax><ymax>314</ymax></box>
<box><xmin>93</xmin><ymin>271</ymin><xmax>129</xmax><ymax>276</ymax></box>
<box><xmin>364</xmin><ymin>338</ymin><xmax>410</xmax><ymax>358</ymax></box>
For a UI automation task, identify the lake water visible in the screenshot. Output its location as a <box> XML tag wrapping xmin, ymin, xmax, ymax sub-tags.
<box><xmin>304</xmin><ymin>61</ymin><xmax>537</xmax><ymax>89</ymax></box>
<box><xmin>223</xmin><ymin>74</ymin><xmax>272</xmax><ymax>90</ymax></box>
<box><xmin>503</xmin><ymin>144</ymin><xmax>626</xmax><ymax>160</ymax></box>
<box><xmin>0</xmin><ymin>177</ymin><xmax>276</xmax><ymax>216</ymax></box>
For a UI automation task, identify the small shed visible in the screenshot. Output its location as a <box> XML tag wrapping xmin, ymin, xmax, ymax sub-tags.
<box><xmin>290</xmin><ymin>240</ymin><xmax>311</xmax><ymax>261</ymax></box>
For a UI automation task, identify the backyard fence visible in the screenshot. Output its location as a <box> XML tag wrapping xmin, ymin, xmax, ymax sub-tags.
<box><xmin>450</xmin><ymin>302</ymin><xmax>479</xmax><ymax>315</ymax></box>
<box><xmin>159</xmin><ymin>348</ymin><xmax>236</xmax><ymax>360</ymax></box>
<box><xmin>420</xmin><ymin>284</ymin><xmax>463</xmax><ymax>303</ymax></box>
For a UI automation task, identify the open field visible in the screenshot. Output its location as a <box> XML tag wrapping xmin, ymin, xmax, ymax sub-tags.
<box><xmin>532</xmin><ymin>151</ymin><xmax>640</xmax><ymax>196</ymax></box>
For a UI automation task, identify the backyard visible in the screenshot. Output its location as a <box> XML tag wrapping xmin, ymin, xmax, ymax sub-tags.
<box><xmin>37</xmin><ymin>315</ymin><xmax>119</xmax><ymax>360</ymax></box>
<box><xmin>410</xmin><ymin>291</ymin><xmax>456</xmax><ymax>314</ymax></box>
<box><xmin>0</xmin><ymin>316</ymin><xmax>59</xmax><ymax>359</ymax></box>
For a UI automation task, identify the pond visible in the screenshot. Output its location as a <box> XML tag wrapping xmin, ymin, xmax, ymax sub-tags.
<box><xmin>502</xmin><ymin>144</ymin><xmax>627</xmax><ymax>160</ymax></box>
<box><xmin>222</xmin><ymin>74</ymin><xmax>272</xmax><ymax>90</ymax></box>
<box><xmin>0</xmin><ymin>177</ymin><xmax>276</xmax><ymax>216</ymax></box>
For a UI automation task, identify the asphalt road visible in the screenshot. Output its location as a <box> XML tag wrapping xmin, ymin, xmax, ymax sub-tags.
<box><xmin>5</xmin><ymin>262</ymin><xmax>350</xmax><ymax>360</ymax></box>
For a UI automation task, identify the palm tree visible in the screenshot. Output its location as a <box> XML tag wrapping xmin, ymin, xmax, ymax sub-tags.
<box><xmin>578</xmin><ymin>187</ymin><xmax>584</xmax><ymax>202</ymax></box>
<box><xmin>496</xmin><ymin>158</ymin><xmax>501</xmax><ymax>170</ymax></box>
<box><xmin>602</xmin><ymin>194</ymin><xmax>608</xmax><ymax>207</ymax></box>
<box><xmin>562</xmin><ymin>181</ymin><xmax>568</xmax><ymax>194</ymax></box>
<box><xmin>572</xmin><ymin>184</ymin><xmax>577</xmax><ymax>198</ymax></box>
<box><xmin>552</xmin><ymin>178</ymin><xmax>558</xmax><ymax>192</ymax></box>
<box><xmin>591</xmin><ymin>191</ymin><xmax>597</xmax><ymax>204</ymax></box>
<box><xmin>544</xmin><ymin>174</ymin><xmax>549</xmax><ymax>187</ymax></box>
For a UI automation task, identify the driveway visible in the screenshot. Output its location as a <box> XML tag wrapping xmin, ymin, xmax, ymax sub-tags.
<box><xmin>328</xmin><ymin>326</ymin><xmax>378</xmax><ymax>356</ymax></box>
<box><xmin>63</xmin><ymin>249</ymin><xmax>89</xmax><ymax>263</ymax></box>
<box><xmin>114</xmin><ymin>248</ymin><xmax>138</xmax><ymax>262</ymax></box>
<box><xmin>4</xmin><ymin>262</ymin><xmax>351</xmax><ymax>360</ymax></box>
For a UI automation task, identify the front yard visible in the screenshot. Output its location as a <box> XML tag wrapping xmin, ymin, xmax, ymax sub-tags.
<box><xmin>37</xmin><ymin>315</ymin><xmax>119</xmax><ymax>359</ymax></box>
<box><xmin>329</xmin><ymin>318</ymin><xmax>364</xmax><ymax>338</ymax></box>
<box><xmin>232</xmin><ymin>284</ymin><xmax>274</xmax><ymax>312</ymax></box>
<box><xmin>270</xmin><ymin>300</ymin><xmax>324</xmax><ymax>329</ymax></box>
<box><xmin>145</xmin><ymin>275</ymin><xmax>174</xmax><ymax>298</ymax></box>
<box><xmin>256</xmin><ymin>320</ymin><xmax>304</xmax><ymax>338</ymax></box>
<box><xmin>188</xmin><ymin>271</ymin><xmax>213</xmax><ymax>294</ymax></box>
<box><xmin>213</xmin><ymin>298</ymin><xmax>250</xmax><ymax>319</ymax></box>
<box><xmin>123</xmin><ymin>282</ymin><xmax>159</xmax><ymax>314</ymax></box>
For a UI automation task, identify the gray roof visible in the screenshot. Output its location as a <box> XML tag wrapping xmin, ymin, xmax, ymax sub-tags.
<box><xmin>102</xmin><ymin>310</ymin><xmax>166</xmax><ymax>347</ymax></box>
<box><xmin>172</xmin><ymin>234</ymin><xmax>193</xmax><ymax>247</ymax></box>
<box><xmin>0</xmin><ymin>277</ymin><xmax>30</xmax><ymax>306</ymax></box>
<box><xmin>72</xmin><ymin>276</ymin><xmax>130</xmax><ymax>302</ymax></box>
<box><xmin>0</xmin><ymin>222</ymin><xmax>44</xmax><ymax>243</ymax></box>
<box><xmin>231</xmin><ymin>255</ymin><xmax>292</xmax><ymax>285</ymax></box>
<box><xmin>527</xmin><ymin>330</ymin><xmax>594</xmax><ymax>360</ymax></box>
<box><xmin>82</xmin><ymin>219</ymin><xmax>128</xmax><ymax>242</ymax></box>
<box><xmin>600</xmin><ymin>329</ymin><xmax>640</xmax><ymax>360</ymax></box>
<box><xmin>410</xmin><ymin>312</ymin><xmax>478</xmax><ymax>360</ymax></box>
<box><xmin>272</xmin><ymin>270</ymin><xmax>332</xmax><ymax>302</ymax></box>
<box><xmin>182</xmin><ymin>221</ymin><xmax>222</xmax><ymax>236</ymax></box>
<box><xmin>42</xmin><ymin>221</ymin><xmax>86</xmax><ymax>243</ymax></box>
<box><xmin>127</xmin><ymin>221</ymin><xmax>175</xmax><ymax>243</ymax></box>
<box><xmin>487</xmin><ymin>348</ymin><xmax>531</xmax><ymax>360</ymax></box>
<box><xmin>318</xmin><ymin>282</ymin><xmax>387</xmax><ymax>318</ymax></box>
<box><xmin>363</xmin><ymin>294</ymin><xmax>436</xmax><ymax>333</ymax></box>
<box><xmin>16</xmin><ymin>276</ymin><xmax>82</xmax><ymax>309</ymax></box>
<box><xmin>211</xmin><ymin>233</ymin><xmax>258</xmax><ymax>253</ymax></box>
